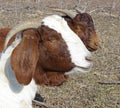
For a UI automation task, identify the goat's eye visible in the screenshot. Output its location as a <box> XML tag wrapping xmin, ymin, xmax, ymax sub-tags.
<box><xmin>39</xmin><ymin>40</ymin><xmax>43</xmax><ymax>43</ymax></box>
<box><xmin>48</xmin><ymin>38</ymin><xmax>57</xmax><ymax>43</ymax></box>
<box><xmin>48</xmin><ymin>36</ymin><xmax>59</xmax><ymax>43</ymax></box>
<box><xmin>48</xmin><ymin>37</ymin><xmax>57</xmax><ymax>43</ymax></box>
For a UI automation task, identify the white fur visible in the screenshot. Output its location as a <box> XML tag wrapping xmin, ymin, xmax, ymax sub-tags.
<box><xmin>0</xmin><ymin>33</ymin><xmax>37</xmax><ymax>108</ymax></box>
<box><xmin>42</xmin><ymin>15</ymin><xmax>92</xmax><ymax>73</ymax></box>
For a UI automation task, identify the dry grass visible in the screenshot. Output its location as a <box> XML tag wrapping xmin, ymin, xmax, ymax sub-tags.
<box><xmin>0</xmin><ymin>0</ymin><xmax>120</xmax><ymax>108</ymax></box>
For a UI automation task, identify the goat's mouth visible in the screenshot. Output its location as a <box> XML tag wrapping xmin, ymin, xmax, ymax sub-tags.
<box><xmin>65</xmin><ymin>56</ymin><xmax>93</xmax><ymax>75</ymax></box>
<box><xmin>65</xmin><ymin>64</ymin><xmax>92</xmax><ymax>75</ymax></box>
<box><xmin>74</xmin><ymin>56</ymin><xmax>93</xmax><ymax>72</ymax></box>
<box><xmin>85</xmin><ymin>56</ymin><xmax>93</xmax><ymax>62</ymax></box>
<box><xmin>75</xmin><ymin>65</ymin><xmax>91</xmax><ymax>71</ymax></box>
<box><xmin>87</xmin><ymin>45</ymin><xmax>98</xmax><ymax>52</ymax></box>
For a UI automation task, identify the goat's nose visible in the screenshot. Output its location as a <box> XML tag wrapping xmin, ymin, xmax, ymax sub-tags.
<box><xmin>95</xmin><ymin>42</ymin><xmax>101</xmax><ymax>49</ymax></box>
<box><xmin>85</xmin><ymin>56</ymin><xmax>93</xmax><ymax>62</ymax></box>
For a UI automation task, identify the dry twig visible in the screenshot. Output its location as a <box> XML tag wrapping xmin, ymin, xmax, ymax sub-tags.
<box><xmin>98</xmin><ymin>81</ymin><xmax>120</xmax><ymax>85</ymax></box>
<box><xmin>32</xmin><ymin>100</ymin><xmax>49</xmax><ymax>108</ymax></box>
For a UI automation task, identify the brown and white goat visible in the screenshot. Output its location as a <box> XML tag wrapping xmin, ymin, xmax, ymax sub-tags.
<box><xmin>1</xmin><ymin>10</ymin><xmax>98</xmax><ymax>88</ymax></box>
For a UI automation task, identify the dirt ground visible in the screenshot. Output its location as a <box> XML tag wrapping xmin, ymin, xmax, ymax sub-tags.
<box><xmin>0</xmin><ymin>0</ymin><xmax>120</xmax><ymax>108</ymax></box>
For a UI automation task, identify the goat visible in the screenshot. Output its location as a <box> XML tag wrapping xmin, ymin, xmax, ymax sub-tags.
<box><xmin>0</xmin><ymin>10</ymin><xmax>99</xmax><ymax>87</ymax></box>
<box><xmin>0</xmin><ymin>14</ymin><xmax>93</xmax><ymax>107</ymax></box>
<box><xmin>2</xmin><ymin>11</ymin><xmax>98</xmax><ymax>85</ymax></box>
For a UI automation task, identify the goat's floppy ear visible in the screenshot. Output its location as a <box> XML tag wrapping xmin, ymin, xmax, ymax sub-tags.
<box><xmin>11</xmin><ymin>29</ymin><xmax>39</xmax><ymax>85</ymax></box>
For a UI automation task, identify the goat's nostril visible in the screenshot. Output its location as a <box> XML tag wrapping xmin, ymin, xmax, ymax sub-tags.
<box><xmin>95</xmin><ymin>42</ymin><xmax>99</xmax><ymax>47</ymax></box>
<box><xmin>85</xmin><ymin>56</ymin><xmax>93</xmax><ymax>62</ymax></box>
<box><xmin>95</xmin><ymin>43</ymin><xmax>101</xmax><ymax>48</ymax></box>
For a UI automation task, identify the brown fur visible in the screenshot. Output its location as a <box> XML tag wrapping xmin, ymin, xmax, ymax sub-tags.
<box><xmin>0</xmin><ymin>28</ymin><xmax>10</xmax><ymax>51</ymax></box>
<box><xmin>38</xmin><ymin>25</ymin><xmax>74</xmax><ymax>72</ymax></box>
<box><xmin>0</xmin><ymin>27</ymin><xmax>70</xmax><ymax>86</ymax></box>
<box><xmin>0</xmin><ymin>14</ymin><xmax>99</xmax><ymax>86</ymax></box>
<box><xmin>33</xmin><ymin>26</ymin><xmax>73</xmax><ymax>86</ymax></box>
<box><xmin>0</xmin><ymin>28</ymin><xmax>16</xmax><ymax>51</ymax></box>
<box><xmin>63</xmin><ymin>13</ymin><xmax>100</xmax><ymax>52</ymax></box>
<box><xmin>34</xmin><ymin>59</ymin><xmax>68</xmax><ymax>86</ymax></box>
<box><xmin>11</xmin><ymin>29</ymin><xmax>40</xmax><ymax>85</ymax></box>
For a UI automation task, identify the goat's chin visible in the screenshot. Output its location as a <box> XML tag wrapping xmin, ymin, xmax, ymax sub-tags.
<box><xmin>65</xmin><ymin>64</ymin><xmax>93</xmax><ymax>75</ymax></box>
